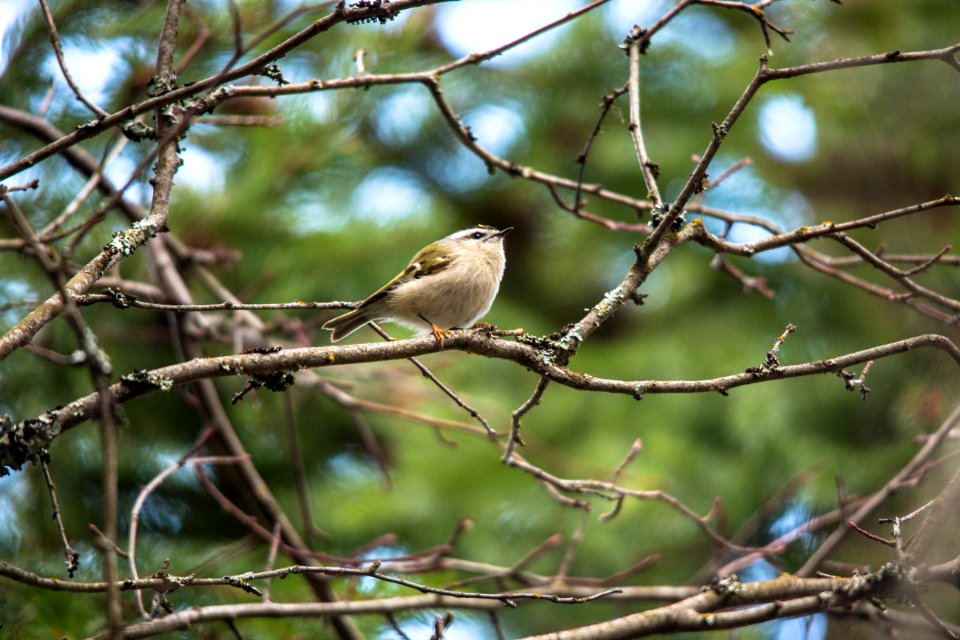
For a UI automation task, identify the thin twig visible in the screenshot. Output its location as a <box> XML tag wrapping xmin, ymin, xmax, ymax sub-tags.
<box><xmin>573</xmin><ymin>85</ymin><xmax>628</xmax><ymax>213</ymax></box>
<box><xmin>129</xmin><ymin>454</ymin><xmax>250</xmax><ymax>617</ymax></box>
<box><xmin>446</xmin><ymin>534</ymin><xmax>562</xmax><ymax>590</ymax></box>
<box><xmin>261</xmin><ymin>521</ymin><xmax>284</xmax><ymax>602</ymax></box>
<box><xmin>433</xmin><ymin>0</ymin><xmax>615</xmax><ymax>76</ymax></box>
<box><xmin>39</xmin><ymin>459</ymin><xmax>80</xmax><ymax>578</ymax></box>
<box><xmin>694</xmin><ymin>0</ymin><xmax>791</xmax><ymax>52</ymax></box>
<box><xmin>88</xmin><ymin>524</ymin><xmax>130</xmax><ymax>559</ymax></box>
<box><xmin>503</xmin><ymin>377</ymin><xmax>550</xmax><ymax>463</ymax></box>
<box><xmin>73</xmin><ymin>294</ymin><xmax>354</xmax><ymax>312</ymax></box>
<box><xmin>710</xmin><ymin>254</ymin><xmax>776</xmax><ymax>298</ymax></box>
<box><xmin>611</xmin><ymin>439</ymin><xmax>643</xmax><ymax>485</ymax></box>
<box><xmin>176</xmin><ymin>4</ymin><xmax>211</xmax><ymax>74</ymax></box>
<box><xmin>315</xmin><ymin>379</ymin><xmax>492</xmax><ymax>439</ymax></box>
<box><xmin>25</xmin><ymin>342</ymin><xmax>85</xmax><ymax>366</ymax></box>
<box><xmin>507</xmin><ymin>453</ymin><xmax>751</xmax><ymax>553</ymax></box>
<box><xmin>97</xmin><ymin>363</ymin><xmax>122</xmax><ymax>634</ymax></box>
<box><xmin>39</xmin><ymin>134</ymin><xmax>129</xmax><ymax>239</ymax></box>
<box><xmin>545</xmin><ymin>183</ymin><xmax>650</xmax><ymax>233</ymax></box>
<box><xmin>798</xmin><ymin>402</ymin><xmax>960</xmax><ymax>575</ymax></box>
<box><xmin>350</xmin><ymin>409</ymin><xmax>392</xmax><ymax>488</ymax></box>
<box><xmin>387</xmin><ymin>612</ymin><xmax>413</xmax><ymax>640</ymax></box>
<box><xmin>847</xmin><ymin>521</ymin><xmax>896</xmax><ymax>548</ymax></box>
<box><xmin>627</xmin><ymin>28</ymin><xmax>661</xmax><ymax>206</ymax></box>
<box><xmin>696</xmin><ymin>156</ymin><xmax>753</xmax><ymax>199</ymax></box>
<box><xmin>556</xmin><ymin>514</ymin><xmax>589</xmax><ymax>584</ymax></box>
<box><xmin>37</xmin><ymin>0</ymin><xmax>110</xmax><ymax>117</ymax></box>
<box><xmin>369</xmin><ymin>322</ymin><xmax>495</xmax><ymax>437</ymax></box>
<box><xmin>282</xmin><ymin>391</ymin><xmax>320</xmax><ymax>547</ymax></box>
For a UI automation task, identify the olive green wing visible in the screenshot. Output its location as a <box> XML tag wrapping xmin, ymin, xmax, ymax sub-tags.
<box><xmin>355</xmin><ymin>244</ymin><xmax>454</xmax><ymax>311</ymax></box>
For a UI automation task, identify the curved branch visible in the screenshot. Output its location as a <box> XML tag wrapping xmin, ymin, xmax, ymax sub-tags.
<box><xmin>0</xmin><ymin>0</ymin><xmax>451</xmax><ymax>182</ymax></box>
<box><xmin>685</xmin><ymin>195</ymin><xmax>960</xmax><ymax>258</ymax></box>
<box><xmin>96</xmin><ymin>595</ymin><xmax>499</xmax><ymax>639</ymax></box>
<box><xmin>627</xmin><ymin>30</ymin><xmax>662</xmax><ymax>206</ymax></box>
<box><xmin>64</xmin><ymin>562</ymin><xmax>958</xmax><ymax>639</ymax></box>
<box><xmin>37</xmin><ymin>0</ymin><xmax>110</xmax><ymax>118</ymax></box>
<box><xmin>522</xmin><ymin>562</ymin><xmax>958</xmax><ymax>640</ymax></box>
<box><xmin>641</xmin><ymin>43</ymin><xmax>959</xmax><ymax>264</ymax></box>
<box><xmin>3</xmin><ymin>332</ymin><xmax>957</xmax><ymax>474</ymax></box>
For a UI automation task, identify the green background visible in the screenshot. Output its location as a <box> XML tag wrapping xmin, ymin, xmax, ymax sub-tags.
<box><xmin>1</xmin><ymin>1</ymin><xmax>958</xmax><ymax>637</ymax></box>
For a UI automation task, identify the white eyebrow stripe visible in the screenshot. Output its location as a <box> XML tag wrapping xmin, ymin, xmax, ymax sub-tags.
<box><xmin>452</xmin><ymin>228</ymin><xmax>488</xmax><ymax>239</ymax></box>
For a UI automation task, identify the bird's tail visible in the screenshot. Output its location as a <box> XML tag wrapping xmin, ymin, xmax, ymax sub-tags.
<box><xmin>322</xmin><ymin>309</ymin><xmax>371</xmax><ymax>342</ymax></box>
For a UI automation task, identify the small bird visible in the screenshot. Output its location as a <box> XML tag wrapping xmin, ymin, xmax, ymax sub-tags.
<box><xmin>323</xmin><ymin>225</ymin><xmax>512</xmax><ymax>344</ymax></box>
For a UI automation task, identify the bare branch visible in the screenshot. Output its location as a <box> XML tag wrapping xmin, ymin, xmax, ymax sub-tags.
<box><xmin>369</xmin><ymin>322</ymin><xmax>495</xmax><ymax>437</ymax></box>
<box><xmin>520</xmin><ymin>564</ymin><xmax>951</xmax><ymax>640</ymax></box>
<box><xmin>799</xmin><ymin>402</ymin><xmax>960</xmax><ymax>575</ymax></box>
<box><xmin>128</xmin><ymin>453</ymin><xmax>249</xmax><ymax>617</ymax></box>
<box><xmin>503</xmin><ymin>376</ymin><xmax>550</xmax><ymax>463</ymax></box>
<box><xmin>37</xmin><ymin>0</ymin><xmax>110</xmax><ymax>118</ymax></box>
<box><xmin>626</xmin><ymin>28</ymin><xmax>661</xmax><ymax>206</ymax></box>
<box><xmin>38</xmin><ymin>458</ymin><xmax>79</xmax><ymax>578</ymax></box>
<box><xmin>5</xmin><ymin>332</ymin><xmax>958</xmax><ymax>474</ymax></box>
<box><xmin>0</xmin><ymin>0</ymin><xmax>457</xmax><ymax>183</ymax></box>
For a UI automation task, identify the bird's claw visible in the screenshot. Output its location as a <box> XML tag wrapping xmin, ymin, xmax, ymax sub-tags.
<box><xmin>430</xmin><ymin>323</ymin><xmax>452</xmax><ymax>350</ymax></box>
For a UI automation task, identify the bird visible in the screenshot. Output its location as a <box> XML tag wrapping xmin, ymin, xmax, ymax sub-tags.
<box><xmin>323</xmin><ymin>225</ymin><xmax>512</xmax><ymax>345</ymax></box>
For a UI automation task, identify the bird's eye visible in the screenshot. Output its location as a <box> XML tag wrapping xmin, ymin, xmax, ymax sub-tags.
<box><xmin>470</xmin><ymin>231</ymin><xmax>484</xmax><ymax>240</ymax></box>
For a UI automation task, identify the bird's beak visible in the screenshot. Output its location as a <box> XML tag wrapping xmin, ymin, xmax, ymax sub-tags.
<box><xmin>495</xmin><ymin>227</ymin><xmax>514</xmax><ymax>238</ymax></box>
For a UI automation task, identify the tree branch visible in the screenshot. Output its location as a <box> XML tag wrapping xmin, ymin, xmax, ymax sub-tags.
<box><xmin>4</xmin><ymin>332</ymin><xmax>957</xmax><ymax>474</ymax></box>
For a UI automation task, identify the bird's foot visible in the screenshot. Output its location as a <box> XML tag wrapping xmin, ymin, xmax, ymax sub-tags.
<box><xmin>418</xmin><ymin>314</ymin><xmax>452</xmax><ymax>349</ymax></box>
<box><xmin>430</xmin><ymin>323</ymin><xmax>452</xmax><ymax>350</ymax></box>
<box><xmin>470</xmin><ymin>321</ymin><xmax>499</xmax><ymax>337</ymax></box>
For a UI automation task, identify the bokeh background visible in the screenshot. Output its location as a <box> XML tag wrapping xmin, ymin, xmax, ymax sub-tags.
<box><xmin>1</xmin><ymin>0</ymin><xmax>958</xmax><ymax>637</ymax></box>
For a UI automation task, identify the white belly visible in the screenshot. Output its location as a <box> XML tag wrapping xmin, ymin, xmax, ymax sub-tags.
<box><xmin>381</xmin><ymin>263</ymin><xmax>503</xmax><ymax>332</ymax></box>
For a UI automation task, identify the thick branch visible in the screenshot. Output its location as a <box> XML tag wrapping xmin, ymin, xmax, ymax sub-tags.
<box><xmin>97</xmin><ymin>595</ymin><xmax>499</xmax><ymax>639</ymax></box>
<box><xmin>521</xmin><ymin>564</ymin><xmax>954</xmax><ymax>640</ymax></box>
<box><xmin>3</xmin><ymin>332</ymin><xmax>957</xmax><ymax>473</ymax></box>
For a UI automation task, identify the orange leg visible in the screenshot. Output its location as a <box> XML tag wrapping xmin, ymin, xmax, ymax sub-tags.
<box><xmin>430</xmin><ymin>323</ymin><xmax>452</xmax><ymax>350</ymax></box>
<box><xmin>420</xmin><ymin>315</ymin><xmax>452</xmax><ymax>349</ymax></box>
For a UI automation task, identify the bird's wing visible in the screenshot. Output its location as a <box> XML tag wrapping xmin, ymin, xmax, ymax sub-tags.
<box><xmin>355</xmin><ymin>247</ymin><xmax>453</xmax><ymax>311</ymax></box>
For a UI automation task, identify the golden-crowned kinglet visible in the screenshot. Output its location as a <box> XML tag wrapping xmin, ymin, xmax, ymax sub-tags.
<box><xmin>323</xmin><ymin>225</ymin><xmax>512</xmax><ymax>343</ymax></box>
